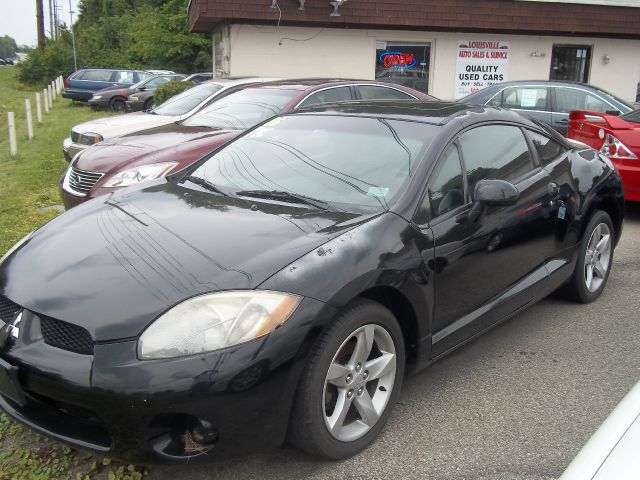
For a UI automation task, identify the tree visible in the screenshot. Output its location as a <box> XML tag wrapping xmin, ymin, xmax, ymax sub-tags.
<box><xmin>0</xmin><ymin>36</ymin><xmax>19</xmax><ymax>58</ymax></box>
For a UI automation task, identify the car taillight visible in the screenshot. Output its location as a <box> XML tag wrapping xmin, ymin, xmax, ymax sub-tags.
<box><xmin>600</xmin><ymin>133</ymin><xmax>638</xmax><ymax>160</ymax></box>
<box><xmin>65</xmin><ymin>78</ymin><xmax>69</xmax><ymax>89</ymax></box>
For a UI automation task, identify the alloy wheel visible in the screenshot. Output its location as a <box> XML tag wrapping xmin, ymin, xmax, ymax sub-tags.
<box><xmin>322</xmin><ymin>324</ymin><xmax>396</xmax><ymax>442</ymax></box>
<box><xmin>584</xmin><ymin>222</ymin><xmax>612</xmax><ymax>293</ymax></box>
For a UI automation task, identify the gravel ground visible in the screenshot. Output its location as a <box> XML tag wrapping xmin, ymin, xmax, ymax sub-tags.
<box><xmin>152</xmin><ymin>203</ymin><xmax>640</xmax><ymax>480</ymax></box>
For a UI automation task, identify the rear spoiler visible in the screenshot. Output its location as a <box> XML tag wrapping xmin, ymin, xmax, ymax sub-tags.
<box><xmin>569</xmin><ymin>110</ymin><xmax>632</xmax><ymax>130</ymax></box>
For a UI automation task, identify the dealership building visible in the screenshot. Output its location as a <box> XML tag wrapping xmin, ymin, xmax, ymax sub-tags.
<box><xmin>188</xmin><ymin>0</ymin><xmax>640</xmax><ymax>102</ymax></box>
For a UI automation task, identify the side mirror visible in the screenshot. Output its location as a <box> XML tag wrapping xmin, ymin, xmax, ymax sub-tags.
<box><xmin>468</xmin><ymin>179</ymin><xmax>519</xmax><ymax>221</ymax></box>
<box><xmin>606</xmin><ymin>109</ymin><xmax>621</xmax><ymax>116</ymax></box>
<box><xmin>138</xmin><ymin>87</ymin><xmax>147</xmax><ymax>92</ymax></box>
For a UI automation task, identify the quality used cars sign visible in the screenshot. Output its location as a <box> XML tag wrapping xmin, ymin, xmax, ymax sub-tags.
<box><xmin>455</xmin><ymin>40</ymin><xmax>511</xmax><ymax>99</ymax></box>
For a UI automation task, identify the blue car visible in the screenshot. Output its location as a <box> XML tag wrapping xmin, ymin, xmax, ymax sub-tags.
<box><xmin>62</xmin><ymin>68</ymin><xmax>153</xmax><ymax>102</ymax></box>
<box><xmin>460</xmin><ymin>80</ymin><xmax>634</xmax><ymax>135</ymax></box>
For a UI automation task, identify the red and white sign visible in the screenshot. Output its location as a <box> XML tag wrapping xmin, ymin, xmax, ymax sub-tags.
<box><xmin>455</xmin><ymin>40</ymin><xmax>511</xmax><ymax>99</ymax></box>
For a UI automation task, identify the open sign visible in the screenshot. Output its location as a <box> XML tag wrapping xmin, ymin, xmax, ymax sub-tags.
<box><xmin>379</xmin><ymin>51</ymin><xmax>417</xmax><ymax>69</ymax></box>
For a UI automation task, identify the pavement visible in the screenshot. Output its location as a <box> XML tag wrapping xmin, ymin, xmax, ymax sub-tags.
<box><xmin>151</xmin><ymin>202</ymin><xmax>640</xmax><ymax>480</ymax></box>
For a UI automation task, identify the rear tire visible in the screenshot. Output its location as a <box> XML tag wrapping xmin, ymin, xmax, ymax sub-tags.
<box><xmin>110</xmin><ymin>97</ymin><xmax>126</xmax><ymax>112</ymax></box>
<box><xmin>287</xmin><ymin>299</ymin><xmax>405</xmax><ymax>459</ymax></box>
<box><xmin>560</xmin><ymin>210</ymin><xmax>614</xmax><ymax>303</ymax></box>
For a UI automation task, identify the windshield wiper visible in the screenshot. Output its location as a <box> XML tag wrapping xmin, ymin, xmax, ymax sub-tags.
<box><xmin>235</xmin><ymin>190</ymin><xmax>329</xmax><ymax>210</ymax></box>
<box><xmin>185</xmin><ymin>176</ymin><xmax>229</xmax><ymax>196</ymax></box>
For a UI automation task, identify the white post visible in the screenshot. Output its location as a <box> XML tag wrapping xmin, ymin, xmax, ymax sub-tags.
<box><xmin>51</xmin><ymin>82</ymin><xmax>56</xmax><ymax>100</ymax></box>
<box><xmin>35</xmin><ymin>93</ymin><xmax>43</xmax><ymax>123</ymax></box>
<box><xmin>59</xmin><ymin>75</ymin><xmax>64</xmax><ymax>91</ymax></box>
<box><xmin>25</xmin><ymin>99</ymin><xmax>34</xmax><ymax>140</ymax></box>
<box><xmin>8</xmin><ymin>112</ymin><xmax>17</xmax><ymax>156</ymax></box>
<box><xmin>48</xmin><ymin>85</ymin><xmax>53</xmax><ymax>105</ymax></box>
<box><xmin>43</xmin><ymin>89</ymin><xmax>50</xmax><ymax>113</ymax></box>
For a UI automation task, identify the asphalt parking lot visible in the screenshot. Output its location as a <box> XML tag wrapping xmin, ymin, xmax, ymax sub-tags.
<box><xmin>153</xmin><ymin>203</ymin><xmax>640</xmax><ymax>480</ymax></box>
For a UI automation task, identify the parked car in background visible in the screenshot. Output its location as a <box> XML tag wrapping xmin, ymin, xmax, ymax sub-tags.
<box><xmin>568</xmin><ymin>109</ymin><xmax>640</xmax><ymax>201</ymax></box>
<box><xmin>1</xmin><ymin>102</ymin><xmax>623</xmax><ymax>463</ymax></box>
<box><xmin>60</xmin><ymin>79</ymin><xmax>434</xmax><ymax>208</ymax></box>
<box><xmin>89</xmin><ymin>73</ymin><xmax>186</xmax><ymax>111</ymax></box>
<box><xmin>62</xmin><ymin>68</ymin><xmax>153</xmax><ymax>102</ymax></box>
<box><xmin>560</xmin><ymin>381</ymin><xmax>640</xmax><ymax>480</ymax></box>
<box><xmin>460</xmin><ymin>80</ymin><xmax>634</xmax><ymax>135</ymax></box>
<box><xmin>62</xmin><ymin>78</ymin><xmax>275</xmax><ymax>161</ymax></box>
<box><xmin>184</xmin><ymin>73</ymin><xmax>214</xmax><ymax>84</ymax></box>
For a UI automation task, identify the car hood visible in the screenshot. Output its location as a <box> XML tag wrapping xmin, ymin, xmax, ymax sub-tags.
<box><xmin>0</xmin><ymin>181</ymin><xmax>370</xmax><ymax>341</ymax></box>
<box><xmin>75</xmin><ymin>124</ymin><xmax>240</xmax><ymax>174</ymax></box>
<box><xmin>73</xmin><ymin>112</ymin><xmax>177</xmax><ymax>139</ymax></box>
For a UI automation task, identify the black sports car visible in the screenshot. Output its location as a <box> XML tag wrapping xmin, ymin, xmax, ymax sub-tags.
<box><xmin>0</xmin><ymin>101</ymin><xmax>623</xmax><ymax>464</ymax></box>
<box><xmin>88</xmin><ymin>74</ymin><xmax>186</xmax><ymax>111</ymax></box>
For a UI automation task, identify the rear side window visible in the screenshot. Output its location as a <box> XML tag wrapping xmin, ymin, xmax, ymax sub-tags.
<box><xmin>528</xmin><ymin>131</ymin><xmax>568</xmax><ymax>166</ymax></box>
<box><xmin>298</xmin><ymin>86</ymin><xmax>352</xmax><ymax>108</ymax></box>
<box><xmin>501</xmin><ymin>87</ymin><xmax>548</xmax><ymax>111</ymax></box>
<box><xmin>78</xmin><ymin>70</ymin><xmax>113</xmax><ymax>82</ymax></box>
<box><xmin>357</xmin><ymin>85</ymin><xmax>415</xmax><ymax>100</ymax></box>
<box><xmin>555</xmin><ymin>88</ymin><xmax>612</xmax><ymax>114</ymax></box>
<box><xmin>458</xmin><ymin>125</ymin><xmax>535</xmax><ymax>194</ymax></box>
<box><xmin>116</xmin><ymin>71</ymin><xmax>135</xmax><ymax>83</ymax></box>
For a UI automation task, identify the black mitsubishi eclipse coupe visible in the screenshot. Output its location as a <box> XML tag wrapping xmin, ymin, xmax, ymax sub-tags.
<box><xmin>0</xmin><ymin>102</ymin><xmax>624</xmax><ymax>463</ymax></box>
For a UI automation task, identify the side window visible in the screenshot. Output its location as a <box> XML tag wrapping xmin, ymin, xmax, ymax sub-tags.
<box><xmin>502</xmin><ymin>87</ymin><xmax>548</xmax><ymax>111</ymax></box>
<box><xmin>297</xmin><ymin>86</ymin><xmax>352</xmax><ymax>108</ymax></box>
<box><xmin>555</xmin><ymin>88</ymin><xmax>611</xmax><ymax>113</ymax></box>
<box><xmin>357</xmin><ymin>85</ymin><xmax>415</xmax><ymax>100</ymax></box>
<box><xmin>428</xmin><ymin>144</ymin><xmax>465</xmax><ymax>218</ymax></box>
<box><xmin>145</xmin><ymin>77</ymin><xmax>171</xmax><ymax>88</ymax></box>
<box><xmin>487</xmin><ymin>91</ymin><xmax>502</xmax><ymax>107</ymax></box>
<box><xmin>78</xmin><ymin>70</ymin><xmax>113</xmax><ymax>82</ymax></box>
<box><xmin>528</xmin><ymin>130</ymin><xmax>568</xmax><ymax>166</ymax></box>
<box><xmin>116</xmin><ymin>71</ymin><xmax>135</xmax><ymax>83</ymax></box>
<box><xmin>458</xmin><ymin>125</ymin><xmax>535</xmax><ymax>195</ymax></box>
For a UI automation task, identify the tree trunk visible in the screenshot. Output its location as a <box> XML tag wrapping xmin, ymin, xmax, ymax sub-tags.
<box><xmin>36</xmin><ymin>0</ymin><xmax>46</xmax><ymax>52</ymax></box>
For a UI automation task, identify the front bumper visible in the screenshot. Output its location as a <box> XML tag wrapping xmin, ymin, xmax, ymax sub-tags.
<box><xmin>88</xmin><ymin>97</ymin><xmax>110</xmax><ymax>109</ymax></box>
<box><xmin>612</xmin><ymin>158</ymin><xmax>640</xmax><ymax>202</ymax></box>
<box><xmin>0</xmin><ymin>297</ymin><xmax>332</xmax><ymax>463</ymax></box>
<box><xmin>126</xmin><ymin>99</ymin><xmax>145</xmax><ymax>112</ymax></box>
<box><xmin>62</xmin><ymin>137</ymin><xmax>87</xmax><ymax>162</ymax></box>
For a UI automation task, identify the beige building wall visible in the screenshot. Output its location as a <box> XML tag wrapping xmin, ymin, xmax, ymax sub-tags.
<box><xmin>226</xmin><ymin>24</ymin><xmax>640</xmax><ymax>103</ymax></box>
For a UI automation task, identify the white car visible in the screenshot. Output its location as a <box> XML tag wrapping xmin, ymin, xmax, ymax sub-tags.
<box><xmin>62</xmin><ymin>77</ymin><xmax>278</xmax><ymax>161</ymax></box>
<box><xmin>560</xmin><ymin>381</ymin><xmax>640</xmax><ymax>480</ymax></box>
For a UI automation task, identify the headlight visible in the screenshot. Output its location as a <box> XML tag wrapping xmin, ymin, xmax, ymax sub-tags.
<box><xmin>92</xmin><ymin>95</ymin><xmax>102</xmax><ymax>100</ymax></box>
<box><xmin>103</xmin><ymin>162</ymin><xmax>178</xmax><ymax>188</ymax></box>
<box><xmin>0</xmin><ymin>231</ymin><xmax>35</xmax><ymax>266</ymax></box>
<box><xmin>130</xmin><ymin>96</ymin><xmax>139</xmax><ymax>102</ymax></box>
<box><xmin>138</xmin><ymin>291</ymin><xmax>301</xmax><ymax>359</ymax></box>
<box><xmin>78</xmin><ymin>132</ymin><xmax>104</xmax><ymax>145</ymax></box>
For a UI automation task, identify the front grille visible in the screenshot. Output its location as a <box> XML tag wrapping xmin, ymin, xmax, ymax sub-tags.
<box><xmin>0</xmin><ymin>295</ymin><xmax>21</xmax><ymax>324</ymax></box>
<box><xmin>68</xmin><ymin>167</ymin><xmax>103</xmax><ymax>195</ymax></box>
<box><xmin>71</xmin><ymin>129</ymin><xmax>80</xmax><ymax>142</ymax></box>
<box><xmin>40</xmin><ymin>316</ymin><xmax>94</xmax><ymax>355</ymax></box>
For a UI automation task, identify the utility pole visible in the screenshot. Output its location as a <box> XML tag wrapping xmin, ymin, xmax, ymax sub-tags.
<box><xmin>48</xmin><ymin>0</ymin><xmax>54</xmax><ymax>40</ymax></box>
<box><xmin>69</xmin><ymin>0</ymin><xmax>77</xmax><ymax>71</ymax></box>
<box><xmin>36</xmin><ymin>0</ymin><xmax>46</xmax><ymax>52</ymax></box>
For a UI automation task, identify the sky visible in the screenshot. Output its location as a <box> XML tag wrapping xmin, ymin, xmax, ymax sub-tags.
<box><xmin>0</xmin><ymin>0</ymin><xmax>80</xmax><ymax>46</ymax></box>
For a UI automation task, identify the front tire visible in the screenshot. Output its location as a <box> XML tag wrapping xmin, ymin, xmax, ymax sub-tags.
<box><xmin>110</xmin><ymin>97</ymin><xmax>126</xmax><ymax>112</ymax></box>
<box><xmin>562</xmin><ymin>210</ymin><xmax>614</xmax><ymax>303</ymax></box>
<box><xmin>288</xmin><ymin>299</ymin><xmax>405</xmax><ymax>459</ymax></box>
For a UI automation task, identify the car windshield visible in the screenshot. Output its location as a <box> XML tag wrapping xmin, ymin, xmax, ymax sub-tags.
<box><xmin>595</xmin><ymin>88</ymin><xmax>634</xmax><ymax>111</ymax></box>
<box><xmin>189</xmin><ymin>115</ymin><xmax>436</xmax><ymax>212</ymax></box>
<box><xmin>181</xmin><ymin>87</ymin><xmax>300</xmax><ymax>130</ymax></box>
<box><xmin>621</xmin><ymin>109</ymin><xmax>640</xmax><ymax>124</ymax></box>
<box><xmin>152</xmin><ymin>83</ymin><xmax>223</xmax><ymax>116</ymax></box>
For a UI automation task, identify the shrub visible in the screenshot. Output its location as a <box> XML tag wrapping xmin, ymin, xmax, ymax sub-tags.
<box><xmin>154</xmin><ymin>81</ymin><xmax>193</xmax><ymax>106</ymax></box>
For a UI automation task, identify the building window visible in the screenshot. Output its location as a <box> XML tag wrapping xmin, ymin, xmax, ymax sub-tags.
<box><xmin>549</xmin><ymin>45</ymin><xmax>591</xmax><ymax>83</ymax></box>
<box><xmin>375</xmin><ymin>42</ymin><xmax>431</xmax><ymax>94</ymax></box>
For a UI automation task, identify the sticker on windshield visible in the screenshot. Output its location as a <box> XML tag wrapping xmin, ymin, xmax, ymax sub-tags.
<box><xmin>368</xmin><ymin>187</ymin><xmax>389</xmax><ymax>197</ymax></box>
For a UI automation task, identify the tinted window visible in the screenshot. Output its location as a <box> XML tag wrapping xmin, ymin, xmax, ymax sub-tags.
<box><xmin>555</xmin><ymin>88</ymin><xmax>612</xmax><ymax>114</ymax></box>
<box><xmin>78</xmin><ymin>70</ymin><xmax>113</xmax><ymax>82</ymax></box>
<box><xmin>152</xmin><ymin>83</ymin><xmax>221</xmax><ymax>116</ymax></box>
<box><xmin>428</xmin><ymin>144</ymin><xmax>465</xmax><ymax>218</ymax></box>
<box><xmin>144</xmin><ymin>77</ymin><xmax>172</xmax><ymax>88</ymax></box>
<box><xmin>528</xmin><ymin>131</ymin><xmax>568</xmax><ymax>166</ymax></box>
<box><xmin>501</xmin><ymin>87</ymin><xmax>548</xmax><ymax>111</ymax></box>
<box><xmin>298</xmin><ymin>86</ymin><xmax>352</xmax><ymax>108</ymax></box>
<box><xmin>183</xmin><ymin>88</ymin><xmax>299</xmax><ymax>130</ymax></box>
<box><xmin>621</xmin><ymin>109</ymin><xmax>640</xmax><ymax>124</ymax></box>
<box><xmin>191</xmin><ymin>115</ymin><xmax>435</xmax><ymax>212</ymax></box>
<box><xmin>357</xmin><ymin>85</ymin><xmax>414</xmax><ymax>100</ymax></box>
<box><xmin>458</xmin><ymin>125</ymin><xmax>535</xmax><ymax>194</ymax></box>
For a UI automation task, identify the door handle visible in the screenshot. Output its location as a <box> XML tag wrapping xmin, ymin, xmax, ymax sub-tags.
<box><xmin>558</xmin><ymin>118</ymin><xmax>569</xmax><ymax>124</ymax></box>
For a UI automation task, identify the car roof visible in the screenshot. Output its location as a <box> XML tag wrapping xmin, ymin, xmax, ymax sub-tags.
<box><xmin>286</xmin><ymin>100</ymin><xmax>501</xmax><ymax>125</ymax></box>
<box><xmin>477</xmin><ymin>79</ymin><xmax>611</xmax><ymax>90</ymax></box>
<box><xmin>203</xmin><ymin>77</ymin><xmax>282</xmax><ymax>87</ymax></box>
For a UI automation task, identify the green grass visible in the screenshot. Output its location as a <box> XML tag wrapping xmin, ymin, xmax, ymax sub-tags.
<box><xmin>0</xmin><ymin>66</ymin><xmax>146</xmax><ymax>480</ymax></box>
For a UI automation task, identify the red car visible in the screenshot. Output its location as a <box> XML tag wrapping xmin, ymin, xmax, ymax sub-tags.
<box><xmin>568</xmin><ymin>109</ymin><xmax>640</xmax><ymax>201</ymax></box>
<box><xmin>60</xmin><ymin>79</ymin><xmax>434</xmax><ymax>208</ymax></box>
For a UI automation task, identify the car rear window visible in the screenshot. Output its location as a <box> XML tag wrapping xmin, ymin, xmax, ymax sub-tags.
<box><xmin>152</xmin><ymin>83</ymin><xmax>222</xmax><ymax>116</ymax></box>
<box><xmin>78</xmin><ymin>70</ymin><xmax>113</xmax><ymax>82</ymax></box>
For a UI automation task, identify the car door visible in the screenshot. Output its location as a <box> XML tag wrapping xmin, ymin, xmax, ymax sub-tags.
<box><xmin>488</xmin><ymin>85</ymin><xmax>552</xmax><ymax>126</ymax></box>
<box><xmin>421</xmin><ymin>124</ymin><xmax>560</xmax><ymax>357</ymax></box>
<box><xmin>295</xmin><ymin>86</ymin><xmax>354</xmax><ymax>109</ymax></box>
<box><xmin>551</xmin><ymin>87</ymin><xmax>619</xmax><ymax>135</ymax></box>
